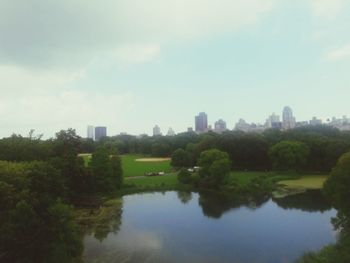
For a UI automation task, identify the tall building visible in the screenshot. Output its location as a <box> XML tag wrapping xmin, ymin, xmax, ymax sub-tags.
<box><xmin>282</xmin><ymin>106</ymin><xmax>296</xmax><ymax>130</ymax></box>
<box><xmin>235</xmin><ymin>119</ymin><xmax>251</xmax><ymax>132</ymax></box>
<box><xmin>153</xmin><ymin>125</ymin><xmax>161</xmax><ymax>136</ymax></box>
<box><xmin>214</xmin><ymin>119</ymin><xmax>227</xmax><ymax>133</ymax></box>
<box><xmin>265</xmin><ymin>113</ymin><xmax>281</xmax><ymax>129</ymax></box>
<box><xmin>310</xmin><ymin>117</ymin><xmax>322</xmax><ymax>126</ymax></box>
<box><xmin>166</xmin><ymin>127</ymin><xmax>175</xmax><ymax>136</ymax></box>
<box><xmin>87</xmin><ymin>125</ymin><xmax>94</xmax><ymax>140</ymax></box>
<box><xmin>195</xmin><ymin>112</ymin><xmax>208</xmax><ymax>133</ymax></box>
<box><xmin>95</xmin><ymin>126</ymin><xmax>107</xmax><ymax>141</ymax></box>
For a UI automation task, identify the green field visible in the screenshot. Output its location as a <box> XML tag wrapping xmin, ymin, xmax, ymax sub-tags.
<box><xmin>278</xmin><ymin>176</ymin><xmax>327</xmax><ymax>190</ymax></box>
<box><xmin>78</xmin><ymin>154</ymin><xmax>172</xmax><ymax>177</ymax></box>
<box><xmin>125</xmin><ymin>173</ymin><xmax>179</xmax><ymax>187</ymax></box>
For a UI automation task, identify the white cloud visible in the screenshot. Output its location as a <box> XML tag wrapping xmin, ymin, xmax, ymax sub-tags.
<box><xmin>114</xmin><ymin>44</ymin><xmax>161</xmax><ymax>66</ymax></box>
<box><xmin>324</xmin><ymin>44</ymin><xmax>350</xmax><ymax>61</ymax></box>
<box><xmin>0</xmin><ymin>0</ymin><xmax>275</xmax><ymax>69</ymax></box>
<box><xmin>309</xmin><ymin>0</ymin><xmax>344</xmax><ymax>20</ymax></box>
<box><xmin>0</xmin><ymin>65</ymin><xmax>135</xmax><ymax>137</ymax></box>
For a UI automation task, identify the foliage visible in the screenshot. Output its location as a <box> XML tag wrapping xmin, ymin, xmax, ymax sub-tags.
<box><xmin>324</xmin><ymin>152</ymin><xmax>350</xmax><ymax>212</ymax></box>
<box><xmin>171</xmin><ymin>148</ymin><xmax>190</xmax><ymax>168</ymax></box>
<box><xmin>90</xmin><ymin>147</ymin><xmax>124</xmax><ymax>192</ymax></box>
<box><xmin>177</xmin><ymin>168</ymin><xmax>192</xmax><ymax>184</ymax></box>
<box><xmin>269</xmin><ymin>141</ymin><xmax>310</xmax><ymax>171</ymax></box>
<box><xmin>0</xmin><ymin>161</ymin><xmax>82</xmax><ymax>263</ymax></box>
<box><xmin>198</xmin><ymin>149</ymin><xmax>231</xmax><ymax>188</ymax></box>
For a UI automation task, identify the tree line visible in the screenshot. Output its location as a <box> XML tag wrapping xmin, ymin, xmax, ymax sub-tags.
<box><xmin>0</xmin><ymin>129</ymin><xmax>123</xmax><ymax>262</ymax></box>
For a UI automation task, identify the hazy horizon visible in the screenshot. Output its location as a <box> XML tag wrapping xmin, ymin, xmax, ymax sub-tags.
<box><xmin>1</xmin><ymin>0</ymin><xmax>349</xmax><ymax>138</ymax></box>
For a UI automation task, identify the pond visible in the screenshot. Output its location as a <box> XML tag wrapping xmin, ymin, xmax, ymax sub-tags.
<box><xmin>83</xmin><ymin>191</ymin><xmax>337</xmax><ymax>263</ymax></box>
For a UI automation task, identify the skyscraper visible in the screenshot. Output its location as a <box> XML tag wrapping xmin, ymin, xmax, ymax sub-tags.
<box><xmin>265</xmin><ymin>113</ymin><xmax>281</xmax><ymax>129</ymax></box>
<box><xmin>95</xmin><ymin>126</ymin><xmax>107</xmax><ymax>141</ymax></box>
<box><xmin>153</xmin><ymin>125</ymin><xmax>161</xmax><ymax>136</ymax></box>
<box><xmin>166</xmin><ymin>127</ymin><xmax>175</xmax><ymax>136</ymax></box>
<box><xmin>87</xmin><ymin>125</ymin><xmax>94</xmax><ymax>140</ymax></box>
<box><xmin>282</xmin><ymin>106</ymin><xmax>296</xmax><ymax>130</ymax></box>
<box><xmin>195</xmin><ymin>112</ymin><xmax>208</xmax><ymax>133</ymax></box>
<box><xmin>214</xmin><ymin>119</ymin><xmax>227</xmax><ymax>133</ymax></box>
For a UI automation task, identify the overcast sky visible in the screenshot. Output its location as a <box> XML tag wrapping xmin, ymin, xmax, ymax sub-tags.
<box><xmin>0</xmin><ymin>0</ymin><xmax>349</xmax><ymax>138</ymax></box>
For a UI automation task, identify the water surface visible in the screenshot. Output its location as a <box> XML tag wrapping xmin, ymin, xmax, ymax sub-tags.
<box><xmin>83</xmin><ymin>191</ymin><xmax>336</xmax><ymax>263</ymax></box>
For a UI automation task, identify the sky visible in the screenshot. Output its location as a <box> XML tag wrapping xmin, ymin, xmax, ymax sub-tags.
<box><xmin>0</xmin><ymin>0</ymin><xmax>350</xmax><ymax>138</ymax></box>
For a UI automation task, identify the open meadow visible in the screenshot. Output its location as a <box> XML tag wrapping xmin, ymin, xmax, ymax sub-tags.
<box><xmin>78</xmin><ymin>154</ymin><xmax>172</xmax><ymax>177</ymax></box>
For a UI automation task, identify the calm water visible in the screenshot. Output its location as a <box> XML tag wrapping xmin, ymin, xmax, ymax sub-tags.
<box><xmin>83</xmin><ymin>191</ymin><xmax>337</xmax><ymax>263</ymax></box>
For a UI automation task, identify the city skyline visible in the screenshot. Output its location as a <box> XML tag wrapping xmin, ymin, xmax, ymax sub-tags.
<box><xmin>83</xmin><ymin>106</ymin><xmax>350</xmax><ymax>139</ymax></box>
<box><xmin>1</xmin><ymin>1</ymin><xmax>350</xmax><ymax>138</ymax></box>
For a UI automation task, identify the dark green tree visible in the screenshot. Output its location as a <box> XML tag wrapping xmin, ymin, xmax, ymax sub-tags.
<box><xmin>90</xmin><ymin>147</ymin><xmax>112</xmax><ymax>192</ymax></box>
<box><xmin>110</xmin><ymin>155</ymin><xmax>123</xmax><ymax>189</ymax></box>
<box><xmin>171</xmin><ymin>148</ymin><xmax>189</xmax><ymax>168</ymax></box>
<box><xmin>269</xmin><ymin>141</ymin><xmax>310</xmax><ymax>171</ymax></box>
<box><xmin>177</xmin><ymin>168</ymin><xmax>192</xmax><ymax>184</ymax></box>
<box><xmin>198</xmin><ymin>149</ymin><xmax>231</xmax><ymax>188</ymax></box>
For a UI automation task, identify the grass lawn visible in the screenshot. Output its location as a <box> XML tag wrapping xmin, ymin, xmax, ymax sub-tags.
<box><xmin>125</xmin><ymin>173</ymin><xmax>179</xmax><ymax>187</ymax></box>
<box><xmin>122</xmin><ymin>154</ymin><xmax>171</xmax><ymax>177</ymax></box>
<box><xmin>78</xmin><ymin>153</ymin><xmax>172</xmax><ymax>177</ymax></box>
<box><xmin>278</xmin><ymin>175</ymin><xmax>328</xmax><ymax>190</ymax></box>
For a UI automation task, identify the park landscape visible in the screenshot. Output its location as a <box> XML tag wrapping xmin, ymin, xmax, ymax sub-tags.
<box><xmin>0</xmin><ymin>127</ymin><xmax>350</xmax><ymax>263</ymax></box>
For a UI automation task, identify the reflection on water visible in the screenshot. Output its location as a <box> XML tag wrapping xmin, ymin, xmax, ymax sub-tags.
<box><xmin>273</xmin><ymin>190</ymin><xmax>332</xmax><ymax>212</ymax></box>
<box><xmin>83</xmin><ymin>191</ymin><xmax>337</xmax><ymax>263</ymax></box>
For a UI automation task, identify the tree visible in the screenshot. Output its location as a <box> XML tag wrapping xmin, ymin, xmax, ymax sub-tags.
<box><xmin>171</xmin><ymin>148</ymin><xmax>189</xmax><ymax>168</ymax></box>
<box><xmin>198</xmin><ymin>149</ymin><xmax>231</xmax><ymax>188</ymax></box>
<box><xmin>324</xmin><ymin>152</ymin><xmax>350</xmax><ymax>212</ymax></box>
<box><xmin>90</xmin><ymin>147</ymin><xmax>124</xmax><ymax>192</ymax></box>
<box><xmin>90</xmin><ymin>147</ymin><xmax>112</xmax><ymax>192</ymax></box>
<box><xmin>269</xmin><ymin>141</ymin><xmax>310</xmax><ymax>171</ymax></box>
<box><xmin>177</xmin><ymin>168</ymin><xmax>192</xmax><ymax>184</ymax></box>
<box><xmin>110</xmin><ymin>155</ymin><xmax>123</xmax><ymax>189</ymax></box>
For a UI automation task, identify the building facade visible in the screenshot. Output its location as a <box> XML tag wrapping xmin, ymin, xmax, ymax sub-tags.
<box><xmin>214</xmin><ymin>119</ymin><xmax>227</xmax><ymax>133</ymax></box>
<box><xmin>153</xmin><ymin>125</ymin><xmax>161</xmax><ymax>136</ymax></box>
<box><xmin>282</xmin><ymin>106</ymin><xmax>296</xmax><ymax>130</ymax></box>
<box><xmin>95</xmin><ymin>126</ymin><xmax>107</xmax><ymax>141</ymax></box>
<box><xmin>195</xmin><ymin>112</ymin><xmax>208</xmax><ymax>133</ymax></box>
<box><xmin>87</xmin><ymin>125</ymin><xmax>94</xmax><ymax>140</ymax></box>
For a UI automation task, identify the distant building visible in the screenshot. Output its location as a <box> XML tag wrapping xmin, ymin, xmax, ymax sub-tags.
<box><xmin>282</xmin><ymin>106</ymin><xmax>296</xmax><ymax>130</ymax></box>
<box><xmin>265</xmin><ymin>113</ymin><xmax>281</xmax><ymax>129</ymax></box>
<box><xmin>187</xmin><ymin>127</ymin><xmax>194</xmax><ymax>133</ymax></box>
<box><xmin>166</xmin><ymin>127</ymin><xmax>175</xmax><ymax>136</ymax></box>
<box><xmin>195</xmin><ymin>112</ymin><xmax>208</xmax><ymax>133</ymax></box>
<box><xmin>153</xmin><ymin>125</ymin><xmax>161</xmax><ymax>136</ymax></box>
<box><xmin>87</xmin><ymin>125</ymin><xmax>94</xmax><ymax>140</ymax></box>
<box><xmin>310</xmin><ymin>117</ymin><xmax>322</xmax><ymax>126</ymax></box>
<box><xmin>271</xmin><ymin>122</ymin><xmax>282</xmax><ymax>129</ymax></box>
<box><xmin>95</xmin><ymin>126</ymin><xmax>107</xmax><ymax>141</ymax></box>
<box><xmin>295</xmin><ymin>121</ymin><xmax>309</xmax><ymax>128</ymax></box>
<box><xmin>235</xmin><ymin>119</ymin><xmax>251</xmax><ymax>132</ymax></box>
<box><xmin>329</xmin><ymin>116</ymin><xmax>350</xmax><ymax>131</ymax></box>
<box><xmin>214</xmin><ymin>119</ymin><xmax>227</xmax><ymax>133</ymax></box>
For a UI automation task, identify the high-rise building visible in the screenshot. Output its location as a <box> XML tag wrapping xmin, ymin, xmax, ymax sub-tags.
<box><xmin>166</xmin><ymin>127</ymin><xmax>175</xmax><ymax>136</ymax></box>
<box><xmin>95</xmin><ymin>126</ymin><xmax>107</xmax><ymax>141</ymax></box>
<box><xmin>235</xmin><ymin>119</ymin><xmax>251</xmax><ymax>132</ymax></box>
<box><xmin>214</xmin><ymin>119</ymin><xmax>227</xmax><ymax>133</ymax></box>
<box><xmin>87</xmin><ymin>125</ymin><xmax>94</xmax><ymax>140</ymax></box>
<box><xmin>265</xmin><ymin>113</ymin><xmax>281</xmax><ymax>129</ymax></box>
<box><xmin>282</xmin><ymin>106</ymin><xmax>296</xmax><ymax>130</ymax></box>
<box><xmin>195</xmin><ymin>112</ymin><xmax>208</xmax><ymax>133</ymax></box>
<box><xmin>153</xmin><ymin>125</ymin><xmax>161</xmax><ymax>136</ymax></box>
<box><xmin>310</xmin><ymin>117</ymin><xmax>322</xmax><ymax>126</ymax></box>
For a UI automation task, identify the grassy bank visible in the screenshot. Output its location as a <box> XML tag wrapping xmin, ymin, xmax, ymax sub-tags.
<box><xmin>278</xmin><ymin>175</ymin><xmax>327</xmax><ymax>190</ymax></box>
